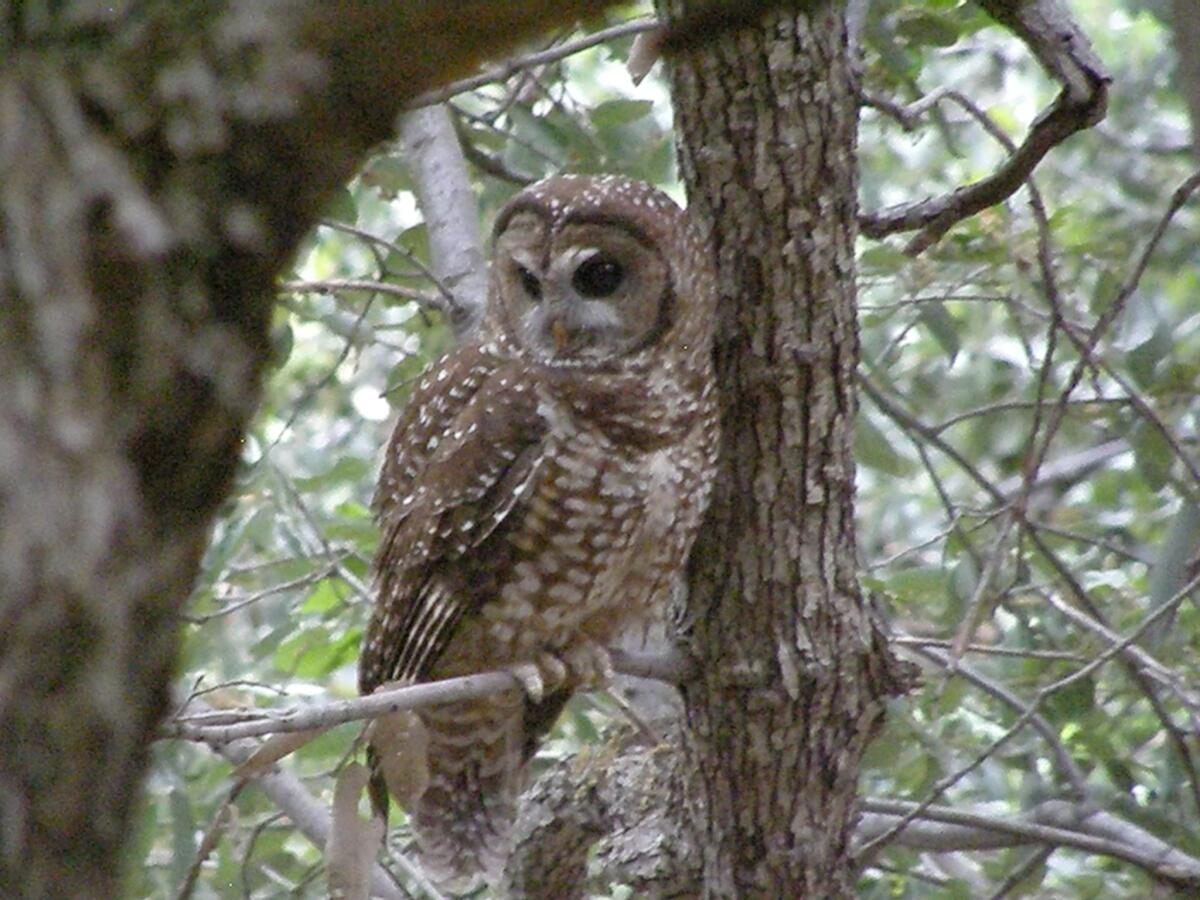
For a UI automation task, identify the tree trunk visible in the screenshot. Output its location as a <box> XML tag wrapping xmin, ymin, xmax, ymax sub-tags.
<box><xmin>657</xmin><ymin>3</ymin><xmax>906</xmax><ymax>896</ymax></box>
<box><xmin>0</xmin><ymin>4</ymin><xmax>619</xmax><ymax>895</ymax></box>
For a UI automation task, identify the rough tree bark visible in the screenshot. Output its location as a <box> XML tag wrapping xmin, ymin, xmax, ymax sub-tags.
<box><xmin>657</xmin><ymin>2</ymin><xmax>907</xmax><ymax>896</ymax></box>
<box><xmin>0</xmin><ymin>3</ymin><xmax>622</xmax><ymax>896</ymax></box>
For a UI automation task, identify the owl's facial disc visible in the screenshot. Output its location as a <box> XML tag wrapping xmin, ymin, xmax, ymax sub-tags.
<box><xmin>495</xmin><ymin>216</ymin><xmax>670</xmax><ymax>364</ymax></box>
<box><xmin>517</xmin><ymin>248</ymin><xmax>631</xmax><ymax>361</ymax></box>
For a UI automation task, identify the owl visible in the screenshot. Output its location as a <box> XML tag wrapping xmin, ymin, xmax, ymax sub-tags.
<box><xmin>359</xmin><ymin>174</ymin><xmax>718</xmax><ymax>892</ymax></box>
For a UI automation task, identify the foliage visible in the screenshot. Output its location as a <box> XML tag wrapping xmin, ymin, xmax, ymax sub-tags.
<box><xmin>138</xmin><ymin>1</ymin><xmax>1200</xmax><ymax>897</ymax></box>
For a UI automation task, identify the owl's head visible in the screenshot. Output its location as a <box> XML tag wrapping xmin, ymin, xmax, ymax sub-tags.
<box><xmin>488</xmin><ymin>174</ymin><xmax>702</xmax><ymax>367</ymax></box>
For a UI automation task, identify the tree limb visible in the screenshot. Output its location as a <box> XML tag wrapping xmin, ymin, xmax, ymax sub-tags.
<box><xmin>860</xmin><ymin>799</ymin><xmax>1200</xmax><ymax>889</ymax></box>
<box><xmin>859</xmin><ymin>0</ymin><xmax>1110</xmax><ymax>253</ymax></box>
<box><xmin>162</xmin><ymin>647</ymin><xmax>690</xmax><ymax>744</ymax></box>
<box><xmin>0</xmin><ymin>3</ymin><xmax>645</xmax><ymax>891</ymax></box>
<box><xmin>501</xmin><ymin>733</ymin><xmax>1200</xmax><ymax>894</ymax></box>
<box><xmin>398</xmin><ymin>105</ymin><xmax>488</xmax><ymax>335</ymax></box>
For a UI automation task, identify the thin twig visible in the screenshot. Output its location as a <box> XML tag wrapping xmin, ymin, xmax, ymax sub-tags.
<box><xmin>162</xmin><ymin>647</ymin><xmax>690</xmax><ymax>744</ymax></box>
<box><xmin>280</xmin><ymin>278</ymin><xmax>442</xmax><ymax>311</ymax></box>
<box><xmin>410</xmin><ymin>19</ymin><xmax>659</xmax><ymax>108</ymax></box>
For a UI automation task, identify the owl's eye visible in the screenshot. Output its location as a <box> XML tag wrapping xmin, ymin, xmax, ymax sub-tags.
<box><xmin>572</xmin><ymin>255</ymin><xmax>624</xmax><ymax>298</ymax></box>
<box><xmin>515</xmin><ymin>264</ymin><xmax>542</xmax><ymax>302</ymax></box>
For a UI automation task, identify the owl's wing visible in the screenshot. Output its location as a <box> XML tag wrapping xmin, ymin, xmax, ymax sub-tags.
<box><xmin>360</xmin><ymin>344</ymin><xmax>545</xmax><ymax>695</ymax></box>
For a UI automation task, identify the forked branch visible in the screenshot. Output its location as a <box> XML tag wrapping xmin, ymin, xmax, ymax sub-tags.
<box><xmin>859</xmin><ymin>0</ymin><xmax>1110</xmax><ymax>254</ymax></box>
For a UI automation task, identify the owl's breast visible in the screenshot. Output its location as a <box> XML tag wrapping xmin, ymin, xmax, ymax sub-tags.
<box><xmin>433</xmin><ymin>384</ymin><xmax>713</xmax><ymax>678</ymax></box>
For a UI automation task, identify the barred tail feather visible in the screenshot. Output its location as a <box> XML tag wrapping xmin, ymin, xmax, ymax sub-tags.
<box><xmin>410</xmin><ymin>695</ymin><xmax>525</xmax><ymax>893</ymax></box>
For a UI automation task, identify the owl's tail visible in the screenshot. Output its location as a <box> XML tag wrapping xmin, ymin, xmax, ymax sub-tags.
<box><xmin>371</xmin><ymin>687</ymin><xmax>573</xmax><ymax>893</ymax></box>
<box><xmin>376</xmin><ymin>691</ymin><xmax>524</xmax><ymax>893</ymax></box>
<box><xmin>413</xmin><ymin>724</ymin><xmax>519</xmax><ymax>892</ymax></box>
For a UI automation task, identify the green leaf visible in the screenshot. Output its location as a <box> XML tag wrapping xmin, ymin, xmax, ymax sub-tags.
<box><xmin>300</xmin><ymin>577</ymin><xmax>346</xmax><ymax>615</ymax></box>
<box><xmin>321</xmin><ymin>186</ymin><xmax>357</xmax><ymax>224</ymax></box>
<box><xmin>275</xmin><ymin>626</ymin><xmax>360</xmax><ymax>678</ymax></box>
<box><xmin>896</xmin><ymin>11</ymin><xmax>963</xmax><ymax>47</ymax></box>
<box><xmin>1131</xmin><ymin>421</ymin><xmax>1173</xmax><ymax>491</ymax></box>
<box><xmin>295</xmin><ymin>457</ymin><xmax>370</xmax><ymax>491</ymax></box>
<box><xmin>504</xmin><ymin>105</ymin><xmax>567</xmax><ymax>177</ymax></box>
<box><xmin>589</xmin><ymin>99</ymin><xmax>654</xmax><ymax>130</ymax></box>
<box><xmin>950</xmin><ymin>555</ymin><xmax>980</xmax><ymax>606</ymax></box>
<box><xmin>1143</xmin><ymin>501</ymin><xmax>1200</xmax><ymax>642</ymax></box>
<box><xmin>857</xmin><ymin>416</ymin><xmax>912</xmax><ymax>475</ymax></box>
<box><xmin>1127</xmin><ymin>323</ymin><xmax>1173</xmax><ymax>388</ymax></box>
<box><xmin>886</xmin><ymin>566</ymin><xmax>948</xmax><ymax>607</ymax></box>
<box><xmin>385</xmin><ymin>223</ymin><xmax>430</xmax><ymax>274</ymax></box>
<box><xmin>268</xmin><ymin>320</ymin><xmax>294</xmax><ymax>370</ymax></box>
<box><xmin>936</xmin><ymin>676</ymin><xmax>967</xmax><ymax>715</ymax></box>
<box><xmin>918</xmin><ymin>300</ymin><xmax>961</xmax><ymax>362</ymax></box>
<box><xmin>168</xmin><ymin>788</ymin><xmax>196</xmax><ymax>895</ymax></box>
<box><xmin>859</xmin><ymin>243</ymin><xmax>909</xmax><ymax>274</ymax></box>
<box><xmin>1044</xmin><ymin>676</ymin><xmax>1095</xmax><ymax>725</ymax></box>
<box><xmin>360</xmin><ymin>154</ymin><xmax>411</xmax><ymax>199</ymax></box>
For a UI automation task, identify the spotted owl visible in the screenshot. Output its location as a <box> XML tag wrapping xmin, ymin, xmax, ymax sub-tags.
<box><xmin>359</xmin><ymin>174</ymin><xmax>718</xmax><ymax>892</ymax></box>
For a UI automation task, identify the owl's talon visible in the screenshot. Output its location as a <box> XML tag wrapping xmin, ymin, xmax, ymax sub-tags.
<box><xmin>536</xmin><ymin>652</ymin><xmax>569</xmax><ymax>690</ymax></box>
<box><xmin>508</xmin><ymin>662</ymin><xmax>546</xmax><ymax>703</ymax></box>
<box><xmin>508</xmin><ymin>653</ymin><xmax>571</xmax><ymax>703</ymax></box>
<box><xmin>563</xmin><ymin>641</ymin><xmax>614</xmax><ymax>691</ymax></box>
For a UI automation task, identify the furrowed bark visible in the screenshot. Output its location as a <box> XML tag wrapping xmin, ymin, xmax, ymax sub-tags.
<box><xmin>656</xmin><ymin>3</ymin><xmax>908</xmax><ymax>896</ymax></box>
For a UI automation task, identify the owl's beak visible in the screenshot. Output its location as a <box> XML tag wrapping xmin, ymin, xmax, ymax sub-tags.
<box><xmin>550</xmin><ymin>318</ymin><xmax>571</xmax><ymax>353</ymax></box>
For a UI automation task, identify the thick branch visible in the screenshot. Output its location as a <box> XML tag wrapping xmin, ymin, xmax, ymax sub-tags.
<box><xmin>859</xmin><ymin>0</ymin><xmax>1109</xmax><ymax>253</ymax></box>
<box><xmin>504</xmin><ymin>732</ymin><xmax>699</xmax><ymax>899</ymax></box>
<box><xmin>0</xmin><ymin>4</ymin><xmax>639</xmax><ymax>893</ymax></box>
<box><xmin>398</xmin><ymin>105</ymin><xmax>488</xmax><ymax>335</ymax></box>
<box><xmin>504</xmin><ymin>737</ymin><xmax>1200</xmax><ymax>893</ymax></box>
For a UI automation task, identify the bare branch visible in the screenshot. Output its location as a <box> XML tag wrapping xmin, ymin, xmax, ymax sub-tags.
<box><xmin>162</xmin><ymin>647</ymin><xmax>690</xmax><ymax>744</ymax></box>
<box><xmin>859</xmin><ymin>0</ymin><xmax>1109</xmax><ymax>253</ymax></box>
<box><xmin>409</xmin><ymin>19</ymin><xmax>660</xmax><ymax>109</ymax></box>
<box><xmin>188</xmin><ymin>700</ymin><xmax>411</xmax><ymax>900</ymax></box>
<box><xmin>860</xmin><ymin>799</ymin><xmax>1200</xmax><ymax>889</ymax></box>
<box><xmin>280</xmin><ymin>278</ymin><xmax>443</xmax><ymax>310</ymax></box>
<box><xmin>399</xmin><ymin>105</ymin><xmax>488</xmax><ymax>335</ymax></box>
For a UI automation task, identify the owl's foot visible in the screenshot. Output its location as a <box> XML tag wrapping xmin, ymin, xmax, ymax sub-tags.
<box><xmin>562</xmin><ymin>640</ymin><xmax>614</xmax><ymax>691</ymax></box>
<box><xmin>507</xmin><ymin>653</ymin><xmax>568</xmax><ymax>704</ymax></box>
<box><xmin>507</xmin><ymin>643</ymin><xmax>613</xmax><ymax>701</ymax></box>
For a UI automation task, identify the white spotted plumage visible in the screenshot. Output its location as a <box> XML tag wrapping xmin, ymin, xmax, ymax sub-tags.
<box><xmin>360</xmin><ymin>174</ymin><xmax>718</xmax><ymax>892</ymax></box>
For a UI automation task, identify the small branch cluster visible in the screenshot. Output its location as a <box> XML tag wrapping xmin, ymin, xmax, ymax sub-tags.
<box><xmin>859</xmin><ymin>0</ymin><xmax>1110</xmax><ymax>254</ymax></box>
